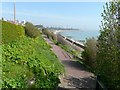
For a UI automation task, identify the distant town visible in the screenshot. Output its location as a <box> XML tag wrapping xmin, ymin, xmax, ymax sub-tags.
<box><xmin>1</xmin><ymin>18</ymin><xmax>79</xmax><ymax>31</ymax></box>
<box><xmin>46</xmin><ymin>27</ymin><xmax>80</xmax><ymax>30</ymax></box>
<box><xmin>35</xmin><ymin>25</ymin><xmax>80</xmax><ymax>30</ymax></box>
<box><xmin>1</xmin><ymin>18</ymin><xmax>26</xmax><ymax>26</ymax></box>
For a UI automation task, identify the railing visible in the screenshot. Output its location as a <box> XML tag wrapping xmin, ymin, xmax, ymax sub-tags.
<box><xmin>57</xmin><ymin>34</ymin><xmax>85</xmax><ymax>49</ymax></box>
<box><xmin>96</xmin><ymin>75</ymin><xmax>107</xmax><ymax>90</ymax></box>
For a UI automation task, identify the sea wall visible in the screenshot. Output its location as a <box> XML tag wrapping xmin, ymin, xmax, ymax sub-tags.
<box><xmin>42</xmin><ymin>29</ymin><xmax>84</xmax><ymax>52</ymax></box>
<box><xmin>57</xmin><ymin>34</ymin><xmax>84</xmax><ymax>52</ymax></box>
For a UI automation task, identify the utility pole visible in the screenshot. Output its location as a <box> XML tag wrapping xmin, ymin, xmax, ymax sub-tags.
<box><xmin>14</xmin><ymin>2</ymin><xmax>16</xmax><ymax>23</ymax></box>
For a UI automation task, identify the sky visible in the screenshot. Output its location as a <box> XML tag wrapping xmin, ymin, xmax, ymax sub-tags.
<box><xmin>2</xmin><ymin>2</ymin><xmax>105</xmax><ymax>31</ymax></box>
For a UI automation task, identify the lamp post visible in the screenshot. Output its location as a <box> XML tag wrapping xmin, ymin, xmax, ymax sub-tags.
<box><xmin>14</xmin><ymin>2</ymin><xmax>16</xmax><ymax>23</ymax></box>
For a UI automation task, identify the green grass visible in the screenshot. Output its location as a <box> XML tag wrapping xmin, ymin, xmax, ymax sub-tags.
<box><xmin>57</xmin><ymin>43</ymin><xmax>80</xmax><ymax>58</ymax></box>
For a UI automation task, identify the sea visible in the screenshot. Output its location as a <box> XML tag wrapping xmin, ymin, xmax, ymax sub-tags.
<box><xmin>59</xmin><ymin>30</ymin><xmax>100</xmax><ymax>41</ymax></box>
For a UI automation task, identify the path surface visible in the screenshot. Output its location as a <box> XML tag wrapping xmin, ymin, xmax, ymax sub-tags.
<box><xmin>44</xmin><ymin>37</ymin><xmax>96</xmax><ymax>89</ymax></box>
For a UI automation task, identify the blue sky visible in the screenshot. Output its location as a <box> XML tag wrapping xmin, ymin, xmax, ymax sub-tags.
<box><xmin>2</xmin><ymin>2</ymin><xmax>105</xmax><ymax>31</ymax></box>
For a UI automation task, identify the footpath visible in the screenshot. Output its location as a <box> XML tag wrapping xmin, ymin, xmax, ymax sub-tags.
<box><xmin>44</xmin><ymin>37</ymin><xmax>96</xmax><ymax>90</ymax></box>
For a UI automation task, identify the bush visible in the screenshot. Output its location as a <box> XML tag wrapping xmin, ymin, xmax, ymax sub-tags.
<box><xmin>2</xmin><ymin>36</ymin><xmax>64</xmax><ymax>88</ymax></box>
<box><xmin>81</xmin><ymin>37</ymin><xmax>97</xmax><ymax>69</ymax></box>
<box><xmin>2</xmin><ymin>21</ymin><xmax>25</xmax><ymax>44</ymax></box>
<box><xmin>25</xmin><ymin>22</ymin><xmax>40</xmax><ymax>38</ymax></box>
<box><xmin>42</xmin><ymin>28</ymin><xmax>57</xmax><ymax>41</ymax></box>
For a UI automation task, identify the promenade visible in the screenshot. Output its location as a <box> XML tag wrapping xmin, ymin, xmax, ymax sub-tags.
<box><xmin>44</xmin><ymin>37</ymin><xmax>96</xmax><ymax>89</ymax></box>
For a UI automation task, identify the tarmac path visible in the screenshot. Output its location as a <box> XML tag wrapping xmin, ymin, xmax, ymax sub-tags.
<box><xmin>44</xmin><ymin>37</ymin><xmax>96</xmax><ymax>90</ymax></box>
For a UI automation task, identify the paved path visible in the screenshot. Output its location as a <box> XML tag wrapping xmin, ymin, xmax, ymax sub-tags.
<box><xmin>45</xmin><ymin>38</ymin><xmax>96</xmax><ymax>89</ymax></box>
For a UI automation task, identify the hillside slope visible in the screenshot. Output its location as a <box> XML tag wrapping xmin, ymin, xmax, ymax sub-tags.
<box><xmin>2</xmin><ymin>21</ymin><xmax>64</xmax><ymax>88</ymax></box>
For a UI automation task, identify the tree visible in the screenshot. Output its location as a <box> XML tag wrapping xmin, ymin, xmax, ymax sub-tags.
<box><xmin>2</xmin><ymin>17</ymin><xmax>4</xmax><ymax>21</ymax></box>
<box><xmin>96</xmin><ymin>0</ymin><xmax>120</xmax><ymax>89</ymax></box>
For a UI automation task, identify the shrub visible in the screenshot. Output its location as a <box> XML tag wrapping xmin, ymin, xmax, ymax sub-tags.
<box><xmin>2</xmin><ymin>21</ymin><xmax>25</xmax><ymax>44</ymax></box>
<box><xmin>25</xmin><ymin>22</ymin><xmax>40</xmax><ymax>38</ymax></box>
<box><xmin>81</xmin><ymin>37</ymin><xmax>97</xmax><ymax>69</ymax></box>
<box><xmin>42</xmin><ymin>29</ymin><xmax>57</xmax><ymax>41</ymax></box>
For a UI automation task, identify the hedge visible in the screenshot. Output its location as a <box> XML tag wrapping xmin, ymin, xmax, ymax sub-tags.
<box><xmin>2</xmin><ymin>21</ymin><xmax>25</xmax><ymax>44</ymax></box>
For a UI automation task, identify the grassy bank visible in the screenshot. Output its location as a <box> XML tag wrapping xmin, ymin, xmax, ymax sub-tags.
<box><xmin>2</xmin><ymin>21</ymin><xmax>64</xmax><ymax>88</ymax></box>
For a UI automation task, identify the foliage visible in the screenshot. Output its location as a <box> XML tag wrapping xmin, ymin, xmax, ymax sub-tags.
<box><xmin>25</xmin><ymin>22</ymin><xmax>40</xmax><ymax>38</ymax></box>
<box><xmin>2</xmin><ymin>21</ymin><xmax>64</xmax><ymax>88</ymax></box>
<box><xmin>2</xmin><ymin>21</ymin><xmax>25</xmax><ymax>44</ymax></box>
<box><xmin>42</xmin><ymin>28</ymin><xmax>57</xmax><ymax>41</ymax></box>
<box><xmin>81</xmin><ymin>37</ymin><xmax>97</xmax><ymax>69</ymax></box>
<box><xmin>0</xmin><ymin>45</ymin><xmax>2</xmax><ymax>88</ymax></box>
<box><xmin>58</xmin><ymin>44</ymin><xmax>79</xmax><ymax>57</ymax></box>
<box><xmin>2</xmin><ymin>61</ymin><xmax>34</xmax><ymax>88</ymax></box>
<box><xmin>96</xmin><ymin>1</ymin><xmax>120</xmax><ymax>89</ymax></box>
<box><xmin>2</xmin><ymin>36</ymin><xmax>64</xmax><ymax>88</ymax></box>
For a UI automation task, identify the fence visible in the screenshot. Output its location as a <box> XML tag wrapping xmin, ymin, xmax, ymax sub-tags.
<box><xmin>96</xmin><ymin>75</ymin><xmax>107</xmax><ymax>90</ymax></box>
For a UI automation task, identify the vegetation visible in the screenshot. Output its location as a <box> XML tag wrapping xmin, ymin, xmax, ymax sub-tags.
<box><xmin>59</xmin><ymin>44</ymin><xmax>79</xmax><ymax>57</ymax></box>
<box><xmin>96</xmin><ymin>1</ymin><xmax>120</xmax><ymax>89</ymax></box>
<box><xmin>2</xmin><ymin>21</ymin><xmax>25</xmax><ymax>44</ymax></box>
<box><xmin>82</xmin><ymin>1</ymin><xmax>120</xmax><ymax>89</ymax></box>
<box><xmin>0</xmin><ymin>45</ymin><xmax>2</xmax><ymax>88</ymax></box>
<box><xmin>42</xmin><ymin>29</ymin><xmax>80</xmax><ymax>58</ymax></box>
<box><xmin>2</xmin><ymin>1</ymin><xmax>120</xmax><ymax>89</ymax></box>
<box><xmin>42</xmin><ymin>28</ymin><xmax>57</xmax><ymax>41</ymax></box>
<box><xmin>2</xmin><ymin>21</ymin><xmax>64</xmax><ymax>88</ymax></box>
<box><xmin>25</xmin><ymin>22</ymin><xmax>40</xmax><ymax>38</ymax></box>
<box><xmin>81</xmin><ymin>37</ymin><xmax>97</xmax><ymax>69</ymax></box>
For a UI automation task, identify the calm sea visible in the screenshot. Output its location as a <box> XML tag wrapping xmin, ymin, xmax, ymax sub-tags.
<box><xmin>60</xmin><ymin>30</ymin><xmax>100</xmax><ymax>41</ymax></box>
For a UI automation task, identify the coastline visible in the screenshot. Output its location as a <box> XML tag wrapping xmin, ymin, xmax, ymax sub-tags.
<box><xmin>59</xmin><ymin>30</ymin><xmax>99</xmax><ymax>41</ymax></box>
<box><xmin>52</xmin><ymin>30</ymin><xmax>85</xmax><ymax>48</ymax></box>
<box><xmin>57</xmin><ymin>34</ymin><xmax>85</xmax><ymax>48</ymax></box>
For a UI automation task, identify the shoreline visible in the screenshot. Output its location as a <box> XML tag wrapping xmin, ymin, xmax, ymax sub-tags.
<box><xmin>54</xmin><ymin>30</ymin><xmax>99</xmax><ymax>41</ymax></box>
<box><xmin>57</xmin><ymin>34</ymin><xmax>85</xmax><ymax>48</ymax></box>
<box><xmin>51</xmin><ymin>29</ymin><xmax>85</xmax><ymax>48</ymax></box>
<box><xmin>43</xmin><ymin>29</ymin><xmax>85</xmax><ymax>52</ymax></box>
